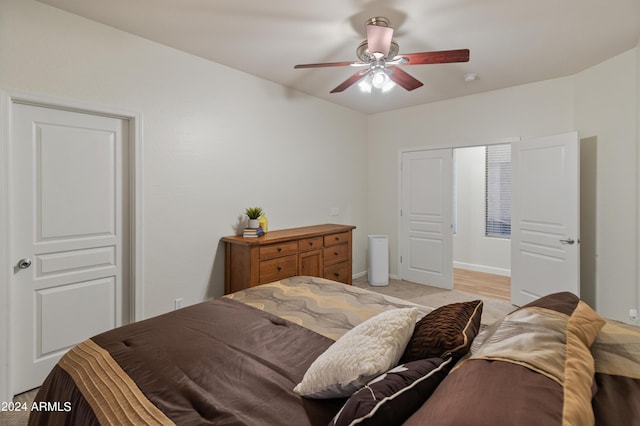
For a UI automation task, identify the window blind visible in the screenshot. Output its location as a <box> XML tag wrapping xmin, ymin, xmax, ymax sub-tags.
<box><xmin>485</xmin><ymin>144</ymin><xmax>511</xmax><ymax>238</ymax></box>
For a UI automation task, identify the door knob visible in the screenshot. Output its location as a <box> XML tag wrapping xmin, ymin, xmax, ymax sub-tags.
<box><xmin>559</xmin><ymin>238</ymin><xmax>575</xmax><ymax>245</ymax></box>
<box><xmin>17</xmin><ymin>258</ymin><xmax>32</xmax><ymax>269</ymax></box>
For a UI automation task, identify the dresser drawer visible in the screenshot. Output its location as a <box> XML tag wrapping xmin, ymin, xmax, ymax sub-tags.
<box><xmin>298</xmin><ymin>237</ymin><xmax>323</xmax><ymax>252</ymax></box>
<box><xmin>323</xmin><ymin>243</ymin><xmax>348</xmax><ymax>266</ymax></box>
<box><xmin>324</xmin><ymin>231</ymin><xmax>351</xmax><ymax>247</ymax></box>
<box><xmin>222</xmin><ymin>224</ymin><xmax>355</xmax><ymax>293</ymax></box>
<box><xmin>259</xmin><ymin>254</ymin><xmax>297</xmax><ymax>283</ymax></box>
<box><xmin>259</xmin><ymin>241</ymin><xmax>298</xmax><ymax>259</ymax></box>
<box><xmin>324</xmin><ymin>262</ymin><xmax>350</xmax><ymax>284</ymax></box>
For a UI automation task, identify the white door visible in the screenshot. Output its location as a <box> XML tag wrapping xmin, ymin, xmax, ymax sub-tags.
<box><xmin>400</xmin><ymin>149</ymin><xmax>453</xmax><ymax>289</ymax></box>
<box><xmin>511</xmin><ymin>131</ymin><xmax>580</xmax><ymax>306</ymax></box>
<box><xmin>10</xmin><ymin>102</ymin><xmax>130</xmax><ymax>395</ymax></box>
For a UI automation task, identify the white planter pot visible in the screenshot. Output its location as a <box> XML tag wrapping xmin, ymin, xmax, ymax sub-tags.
<box><xmin>248</xmin><ymin>219</ymin><xmax>260</xmax><ymax>229</ymax></box>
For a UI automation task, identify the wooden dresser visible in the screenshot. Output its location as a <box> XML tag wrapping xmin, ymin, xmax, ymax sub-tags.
<box><xmin>221</xmin><ymin>224</ymin><xmax>355</xmax><ymax>294</ymax></box>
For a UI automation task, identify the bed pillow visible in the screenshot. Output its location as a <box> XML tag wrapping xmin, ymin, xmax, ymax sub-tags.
<box><xmin>401</xmin><ymin>300</ymin><xmax>483</xmax><ymax>363</ymax></box>
<box><xmin>330</xmin><ymin>357</ymin><xmax>454</xmax><ymax>426</ymax></box>
<box><xmin>294</xmin><ymin>307</ymin><xmax>418</xmax><ymax>399</ymax></box>
<box><xmin>403</xmin><ymin>292</ymin><xmax>605</xmax><ymax>426</ymax></box>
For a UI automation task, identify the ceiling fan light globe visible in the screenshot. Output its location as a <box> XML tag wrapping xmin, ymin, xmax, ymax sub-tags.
<box><xmin>358</xmin><ymin>79</ymin><xmax>372</xmax><ymax>93</ymax></box>
<box><xmin>381</xmin><ymin>80</ymin><xmax>396</xmax><ymax>92</ymax></box>
<box><xmin>371</xmin><ymin>69</ymin><xmax>389</xmax><ymax>88</ymax></box>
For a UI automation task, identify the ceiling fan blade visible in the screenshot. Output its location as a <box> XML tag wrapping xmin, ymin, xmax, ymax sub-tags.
<box><xmin>330</xmin><ymin>68</ymin><xmax>371</xmax><ymax>93</ymax></box>
<box><xmin>294</xmin><ymin>61</ymin><xmax>363</xmax><ymax>69</ymax></box>
<box><xmin>386</xmin><ymin>66</ymin><xmax>423</xmax><ymax>91</ymax></box>
<box><xmin>400</xmin><ymin>49</ymin><xmax>470</xmax><ymax>65</ymax></box>
<box><xmin>366</xmin><ymin>24</ymin><xmax>394</xmax><ymax>58</ymax></box>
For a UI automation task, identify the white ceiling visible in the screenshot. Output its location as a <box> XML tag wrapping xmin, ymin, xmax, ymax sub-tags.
<box><xmin>38</xmin><ymin>0</ymin><xmax>640</xmax><ymax>114</ymax></box>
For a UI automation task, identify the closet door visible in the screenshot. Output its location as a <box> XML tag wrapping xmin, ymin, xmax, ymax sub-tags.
<box><xmin>400</xmin><ymin>149</ymin><xmax>453</xmax><ymax>289</ymax></box>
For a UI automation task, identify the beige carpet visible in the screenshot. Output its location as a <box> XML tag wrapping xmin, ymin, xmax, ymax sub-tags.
<box><xmin>353</xmin><ymin>275</ymin><xmax>516</xmax><ymax>326</ymax></box>
<box><xmin>3</xmin><ymin>277</ymin><xmax>515</xmax><ymax>426</ymax></box>
<box><xmin>0</xmin><ymin>387</ymin><xmax>38</xmax><ymax>426</ymax></box>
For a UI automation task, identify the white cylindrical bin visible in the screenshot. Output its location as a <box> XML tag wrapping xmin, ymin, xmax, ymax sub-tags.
<box><xmin>368</xmin><ymin>235</ymin><xmax>389</xmax><ymax>286</ymax></box>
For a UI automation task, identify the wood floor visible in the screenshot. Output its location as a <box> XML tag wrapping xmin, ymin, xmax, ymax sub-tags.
<box><xmin>454</xmin><ymin>268</ymin><xmax>510</xmax><ymax>301</ymax></box>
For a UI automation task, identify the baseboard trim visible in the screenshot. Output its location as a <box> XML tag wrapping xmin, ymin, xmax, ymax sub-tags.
<box><xmin>358</xmin><ymin>267</ymin><xmax>509</xmax><ymax>281</ymax></box>
<box><xmin>454</xmin><ymin>261</ymin><xmax>510</xmax><ymax>277</ymax></box>
<box><xmin>352</xmin><ymin>270</ymin><xmax>367</xmax><ymax>279</ymax></box>
<box><xmin>353</xmin><ymin>271</ymin><xmax>401</xmax><ymax>280</ymax></box>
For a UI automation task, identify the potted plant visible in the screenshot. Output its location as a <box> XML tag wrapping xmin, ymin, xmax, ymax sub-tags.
<box><xmin>245</xmin><ymin>207</ymin><xmax>263</xmax><ymax>229</ymax></box>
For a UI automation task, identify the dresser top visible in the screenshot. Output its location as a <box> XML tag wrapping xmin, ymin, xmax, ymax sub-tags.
<box><xmin>221</xmin><ymin>223</ymin><xmax>355</xmax><ymax>246</ymax></box>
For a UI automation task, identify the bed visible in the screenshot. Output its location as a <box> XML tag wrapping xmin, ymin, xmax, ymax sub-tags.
<box><xmin>29</xmin><ymin>276</ymin><xmax>640</xmax><ymax>426</ymax></box>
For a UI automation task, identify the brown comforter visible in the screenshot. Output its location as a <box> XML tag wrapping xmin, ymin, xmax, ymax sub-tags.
<box><xmin>29</xmin><ymin>277</ymin><xmax>425</xmax><ymax>426</ymax></box>
<box><xmin>591</xmin><ymin>320</ymin><xmax>640</xmax><ymax>425</ymax></box>
<box><xmin>30</xmin><ymin>297</ymin><xmax>343</xmax><ymax>425</ymax></box>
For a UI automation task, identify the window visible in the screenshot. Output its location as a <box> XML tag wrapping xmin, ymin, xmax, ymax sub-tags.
<box><xmin>485</xmin><ymin>144</ymin><xmax>511</xmax><ymax>238</ymax></box>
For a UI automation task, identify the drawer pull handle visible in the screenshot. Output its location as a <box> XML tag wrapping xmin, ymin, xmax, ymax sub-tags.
<box><xmin>277</xmin><ymin>266</ymin><xmax>282</xmax><ymax>271</ymax></box>
<box><xmin>334</xmin><ymin>252</ymin><xmax>339</xmax><ymax>256</ymax></box>
<box><xmin>335</xmin><ymin>237</ymin><xmax>340</xmax><ymax>241</ymax></box>
<box><xmin>309</xmin><ymin>241</ymin><xmax>313</xmax><ymax>245</ymax></box>
<box><xmin>334</xmin><ymin>272</ymin><xmax>340</xmax><ymax>277</ymax></box>
<box><xmin>277</xmin><ymin>247</ymin><xmax>282</xmax><ymax>252</ymax></box>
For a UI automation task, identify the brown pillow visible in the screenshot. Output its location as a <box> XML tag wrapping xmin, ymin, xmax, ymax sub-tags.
<box><xmin>329</xmin><ymin>357</ymin><xmax>454</xmax><ymax>426</ymax></box>
<box><xmin>401</xmin><ymin>300</ymin><xmax>483</xmax><ymax>363</ymax></box>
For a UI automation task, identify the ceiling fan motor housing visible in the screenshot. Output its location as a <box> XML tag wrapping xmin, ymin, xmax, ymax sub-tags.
<box><xmin>357</xmin><ymin>16</ymin><xmax>399</xmax><ymax>61</ymax></box>
<box><xmin>366</xmin><ymin>16</ymin><xmax>391</xmax><ymax>27</ymax></box>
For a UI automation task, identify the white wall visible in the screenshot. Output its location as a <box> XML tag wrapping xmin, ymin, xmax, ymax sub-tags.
<box><xmin>368</xmin><ymin>49</ymin><xmax>639</xmax><ymax>322</ymax></box>
<box><xmin>454</xmin><ymin>146</ymin><xmax>510</xmax><ymax>276</ymax></box>
<box><xmin>573</xmin><ymin>49</ymin><xmax>638</xmax><ymax>321</ymax></box>
<box><xmin>0</xmin><ymin>0</ymin><xmax>369</xmax><ymax>318</ymax></box>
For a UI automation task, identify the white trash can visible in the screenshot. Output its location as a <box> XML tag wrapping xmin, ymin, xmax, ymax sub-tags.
<box><xmin>368</xmin><ymin>235</ymin><xmax>389</xmax><ymax>286</ymax></box>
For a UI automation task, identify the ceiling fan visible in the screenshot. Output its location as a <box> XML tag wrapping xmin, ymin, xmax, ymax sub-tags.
<box><xmin>294</xmin><ymin>17</ymin><xmax>470</xmax><ymax>93</ymax></box>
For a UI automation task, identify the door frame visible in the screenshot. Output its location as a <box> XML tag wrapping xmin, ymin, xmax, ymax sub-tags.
<box><xmin>0</xmin><ymin>90</ymin><xmax>144</xmax><ymax>401</ymax></box>
<box><xmin>397</xmin><ymin>137</ymin><xmax>520</xmax><ymax>283</ymax></box>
